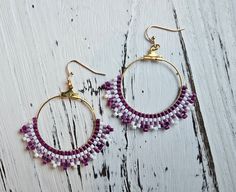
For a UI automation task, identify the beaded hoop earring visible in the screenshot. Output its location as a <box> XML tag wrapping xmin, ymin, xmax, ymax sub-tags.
<box><xmin>102</xmin><ymin>25</ymin><xmax>196</xmax><ymax>132</ymax></box>
<box><xmin>19</xmin><ymin>60</ymin><xmax>113</xmax><ymax>170</ymax></box>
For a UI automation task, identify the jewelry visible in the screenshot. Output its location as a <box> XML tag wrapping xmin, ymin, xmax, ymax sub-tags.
<box><xmin>19</xmin><ymin>60</ymin><xmax>113</xmax><ymax>170</ymax></box>
<box><xmin>102</xmin><ymin>25</ymin><xmax>196</xmax><ymax>132</ymax></box>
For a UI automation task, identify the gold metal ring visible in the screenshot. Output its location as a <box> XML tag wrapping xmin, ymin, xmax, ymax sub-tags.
<box><xmin>121</xmin><ymin>57</ymin><xmax>184</xmax><ymax>111</ymax></box>
<box><xmin>36</xmin><ymin>95</ymin><xmax>96</xmax><ymax>122</ymax></box>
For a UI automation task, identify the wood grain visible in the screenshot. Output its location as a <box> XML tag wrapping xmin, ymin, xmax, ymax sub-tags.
<box><xmin>0</xmin><ymin>0</ymin><xmax>235</xmax><ymax>191</ymax></box>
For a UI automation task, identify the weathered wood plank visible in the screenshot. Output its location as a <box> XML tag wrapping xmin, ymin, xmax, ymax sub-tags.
<box><xmin>0</xmin><ymin>0</ymin><xmax>235</xmax><ymax>192</ymax></box>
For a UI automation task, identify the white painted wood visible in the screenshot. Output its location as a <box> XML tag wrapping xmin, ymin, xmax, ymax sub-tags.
<box><xmin>0</xmin><ymin>0</ymin><xmax>235</xmax><ymax>192</ymax></box>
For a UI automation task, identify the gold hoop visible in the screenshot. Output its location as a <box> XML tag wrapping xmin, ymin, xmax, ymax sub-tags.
<box><xmin>121</xmin><ymin>57</ymin><xmax>183</xmax><ymax>88</ymax></box>
<box><xmin>121</xmin><ymin>57</ymin><xmax>184</xmax><ymax>110</ymax></box>
<box><xmin>36</xmin><ymin>95</ymin><xmax>96</xmax><ymax>122</ymax></box>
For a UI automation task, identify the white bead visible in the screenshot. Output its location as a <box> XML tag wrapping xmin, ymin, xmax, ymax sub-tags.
<box><xmin>90</xmin><ymin>154</ymin><xmax>96</xmax><ymax>160</ymax></box>
<box><xmin>118</xmin><ymin>113</ymin><xmax>123</xmax><ymax>117</ymax></box>
<box><xmin>34</xmin><ymin>153</ymin><xmax>39</xmax><ymax>158</ymax></box>
<box><xmin>131</xmin><ymin>125</ymin><xmax>137</xmax><ymax>129</ymax></box>
<box><xmin>76</xmin><ymin>161</ymin><xmax>80</xmax><ymax>165</ymax></box>
<box><xmin>22</xmin><ymin>137</ymin><xmax>27</xmax><ymax>141</ymax></box>
<box><xmin>52</xmin><ymin>163</ymin><xmax>57</xmax><ymax>168</ymax></box>
<box><xmin>173</xmin><ymin>110</ymin><xmax>177</xmax><ymax>114</ymax></box>
<box><xmin>81</xmin><ymin>152</ymin><xmax>85</xmax><ymax>156</ymax></box>
<box><xmin>137</xmin><ymin>124</ymin><xmax>141</xmax><ymax>128</ymax></box>
<box><xmin>176</xmin><ymin>107</ymin><xmax>180</xmax><ymax>111</ymax></box>
<box><xmin>169</xmin><ymin>112</ymin><xmax>173</xmax><ymax>116</ymax></box>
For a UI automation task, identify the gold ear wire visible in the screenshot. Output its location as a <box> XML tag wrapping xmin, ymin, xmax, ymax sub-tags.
<box><xmin>62</xmin><ymin>59</ymin><xmax>106</xmax><ymax>98</ymax></box>
<box><xmin>66</xmin><ymin>60</ymin><xmax>106</xmax><ymax>80</ymax></box>
<box><xmin>64</xmin><ymin>59</ymin><xmax>106</xmax><ymax>93</ymax></box>
<box><xmin>144</xmin><ymin>25</ymin><xmax>184</xmax><ymax>44</ymax></box>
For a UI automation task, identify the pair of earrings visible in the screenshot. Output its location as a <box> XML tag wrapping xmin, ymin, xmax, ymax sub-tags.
<box><xmin>19</xmin><ymin>25</ymin><xmax>196</xmax><ymax>170</ymax></box>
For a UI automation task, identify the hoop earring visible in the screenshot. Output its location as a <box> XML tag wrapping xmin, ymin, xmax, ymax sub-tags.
<box><xmin>102</xmin><ymin>25</ymin><xmax>196</xmax><ymax>132</ymax></box>
<box><xmin>19</xmin><ymin>60</ymin><xmax>114</xmax><ymax>170</ymax></box>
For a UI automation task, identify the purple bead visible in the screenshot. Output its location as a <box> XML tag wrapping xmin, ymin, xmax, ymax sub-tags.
<box><xmin>143</xmin><ymin>128</ymin><xmax>149</xmax><ymax>132</ymax></box>
<box><xmin>182</xmin><ymin>113</ymin><xmax>188</xmax><ymax>119</ymax></box>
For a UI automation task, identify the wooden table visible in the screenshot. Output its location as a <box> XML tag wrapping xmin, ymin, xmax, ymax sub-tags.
<box><xmin>0</xmin><ymin>0</ymin><xmax>235</xmax><ymax>191</ymax></box>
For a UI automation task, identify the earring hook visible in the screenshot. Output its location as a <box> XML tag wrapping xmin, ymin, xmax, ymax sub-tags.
<box><xmin>66</xmin><ymin>59</ymin><xmax>106</xmax><ymax>79</ymax></box>
<box><xmin>61</xmin><ymin>60</ymin><xmax>106</xmax><ymax>99</ymax></box>
<box><xmin>144</xmin><ymin>25</ymin><xmax>184</xmax><ymax>44</ymax></box>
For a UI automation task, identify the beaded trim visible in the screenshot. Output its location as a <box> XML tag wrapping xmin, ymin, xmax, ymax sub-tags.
<box><xmin>102</xmin><ymin>75</ymin><xmax>196</xmax><ymax>132</ymax></box>
<box><xmin>19</xmin><ymin>118</ymin><xmax>113</xmax><ymax>170</ymax></box>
